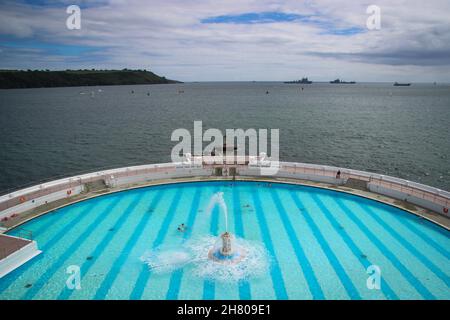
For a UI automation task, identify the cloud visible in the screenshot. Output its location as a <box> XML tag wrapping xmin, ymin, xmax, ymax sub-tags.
<box><xmin>0</xmin><ymin>0</ymin><xmax>449</xmax><ymax>81</ymax></box>
<box><xmin>308</xmin><ymin>49</ymin><xmax>450</xmax><ymax>66</ymax></box>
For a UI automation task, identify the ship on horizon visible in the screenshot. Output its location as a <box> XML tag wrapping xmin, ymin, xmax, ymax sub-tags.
<box><xmin>330</xmin><ymin>78</ymin><xmax>356</xmax><ymax>84</ymax></box>
<box><xmin>284</xmin><ymin>77</ymin><xmax>313</xmax><ymax>84</ymax></box>
<box><xmin>393</xmin><ymin>82</ymin><xmax>411</xmax><ymax>86</ymax></box>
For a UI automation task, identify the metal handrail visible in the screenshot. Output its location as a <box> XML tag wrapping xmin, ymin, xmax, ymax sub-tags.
<box><xmin>0</xmin><ymin>161</ymin><xmax>448</xmax><ymax>217</ymax></box>
<box><xmin>277</xmin><ymin>162</ymin><xmax>450</xmax><ymax>205</ymax></box>
<box><xmin>0</xmin><ymin>160</ymin><xmax>160</xmax><ymax>196</ymax></box>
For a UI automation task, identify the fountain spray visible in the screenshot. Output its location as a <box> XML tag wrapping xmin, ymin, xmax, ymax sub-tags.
<box><xmin>206</xmin><ymin>191</ymin><xmax>246</xmax><ymax>262</ymax></box>
<box><xmin>207</xmin><ymin>192</ymin><xmax>228</xmax><ymax>232</ymax></box>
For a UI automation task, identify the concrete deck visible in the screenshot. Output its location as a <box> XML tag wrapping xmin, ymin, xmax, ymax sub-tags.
<box><xmin>0</xmin><ymin>234</ymin><xmax>31</xmax><ymax>260</ymax></box>
<box><xmin>2</xmin><ymin>176</ymin><xmax>449</xmax><ymax>233</ymax></box>
<box><xmin>0</xmin><ymin>234</ymin><xmax>41</xmax><ymax>278</ymax></box>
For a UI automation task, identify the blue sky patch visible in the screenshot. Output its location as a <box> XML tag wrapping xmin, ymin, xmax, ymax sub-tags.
<box><xmin>201</xmin><ymin>12</ymin><xmax>310</xmax><ymax>24</ymax></box>
<box><xmin>21</xmin><ymin>0</ymin><xmax>107</xmax><ymax>9</ymax></box>
<box><xmin>201</xmin><ymin>11</ymin><xmax>365</xmax><ymax>36</ymax></box>
<box><xmin>323</xmin><ymin>27</ymin><xmax>365</xmax><ymax>36</ymax></box>
<box><xmin>1</xmin><ymin>38</ymin><xmax>97</xmax><ymax>56</ymax></box>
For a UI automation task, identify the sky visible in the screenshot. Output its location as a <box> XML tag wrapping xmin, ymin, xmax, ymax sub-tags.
<box><xmin>0</xmin><ymin>0</ymin><xmax>450</xmax><ymax>82</ymax></box>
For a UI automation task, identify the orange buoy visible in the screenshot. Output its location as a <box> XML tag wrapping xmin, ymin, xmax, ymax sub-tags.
<box><xmin>19</xmin><ymin>196</ymin><xmax>26</xmax><ymax>203</ymax></box>
<box><xmin>444</xmin><ymin>207</ymin><xmax>449</xmax><ymax>214</ymax></box>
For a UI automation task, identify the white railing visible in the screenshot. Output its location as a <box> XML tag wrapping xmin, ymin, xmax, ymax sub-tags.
<box><xmin>0</xmin><ymin>160</ymin><xmax>449</xmax><ymax>224</ymax></box>
<box><xmin>271</xmin><ymin>161</ymin><xmax>449</xmax><ymax>215</ymax></box>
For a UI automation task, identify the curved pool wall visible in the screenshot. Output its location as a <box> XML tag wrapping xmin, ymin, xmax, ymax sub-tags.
<box><xmin>1</xmin><ymin>160</ymin><xmax>449</xmax><ymax>226</ymax></box>
<box><xmin>0</xmin><ymin>180</ymin><xmax>449</xmax><ymax>300</ymax></box>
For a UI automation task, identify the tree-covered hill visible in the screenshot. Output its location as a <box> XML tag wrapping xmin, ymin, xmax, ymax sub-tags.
<box><xmin>0</xmin><ymin>69</ymin><xmax>181</xmax><ymax>89</ymax></box>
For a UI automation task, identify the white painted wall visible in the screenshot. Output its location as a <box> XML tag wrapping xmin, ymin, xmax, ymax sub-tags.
<box><xmin>0</xmin><ymin>161</ymin><xmax>448</xmax><ymax>223</ymax></box>
<box><xmin>0</xmin><ymin>186</ymin><xmax>84</xmax><ymax>219</ymax></box>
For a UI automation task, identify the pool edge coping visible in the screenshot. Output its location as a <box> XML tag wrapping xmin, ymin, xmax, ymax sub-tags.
<box><xmin>5</xmin><ymin>176</ymin><xmax>449</xmax><ymax>233</ymax></box>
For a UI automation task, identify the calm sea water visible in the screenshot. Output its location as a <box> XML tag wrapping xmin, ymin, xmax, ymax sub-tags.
<box><xmin>0</xmin><ymin>82</ymin><xmax>449</xmax><ymax>192</ymax></box>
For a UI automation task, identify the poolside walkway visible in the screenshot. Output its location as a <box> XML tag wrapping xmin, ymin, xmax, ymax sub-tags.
<box><xmin>1</xmin><ymin>176</ymin><xmax>449</xmax><ymax>232</ymax></box>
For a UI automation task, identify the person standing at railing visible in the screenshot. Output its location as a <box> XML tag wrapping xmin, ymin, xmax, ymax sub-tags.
<box><xmin>336</xmin><ymin>170</ymin><xmax>341</xmax><ymax>179</ymax></box>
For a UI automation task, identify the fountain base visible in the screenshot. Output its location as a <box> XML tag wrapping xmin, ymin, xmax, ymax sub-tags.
<box><xmin>142</xmin><ymin>235</ymin><xmax>270</xmax><ymax>282</ymax></box>
<box><xmin>208</xmin><ymin>247</ymin><xmax>246</xmax><ymax>265</ymax></box>
<box><xmin>208</xmin><ymin>232</ymin><xmax>246</xmax><ymax>265</ymax></box>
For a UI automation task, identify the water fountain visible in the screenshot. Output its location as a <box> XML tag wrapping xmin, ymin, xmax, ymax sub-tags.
<box><xmin>141</xmin><ymin>190</ymin><xmax>270</xmax><ymax>281</ymax></box>
<box><xmin>206</xmin><ymin>192</ymin><xmax>246</xmax><ymax>264</ymax></box>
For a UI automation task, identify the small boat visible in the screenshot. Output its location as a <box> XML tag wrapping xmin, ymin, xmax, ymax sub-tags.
<box><xmin>393</xmin><ymin>82</ymin><xmax>411</xmax><ymax>86</ymax></box>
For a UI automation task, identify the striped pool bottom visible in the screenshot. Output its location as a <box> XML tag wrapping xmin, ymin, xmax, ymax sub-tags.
<box><xmin>1</xmin><ymin>181</ymin><xmax>449</xmax><ymax>300</ymax></box>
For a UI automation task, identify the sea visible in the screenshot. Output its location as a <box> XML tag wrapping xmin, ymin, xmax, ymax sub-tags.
<box><xmin>0</xmin><ymin>82</ymin><xmax>449</xmax><ymax>193</ymax></box>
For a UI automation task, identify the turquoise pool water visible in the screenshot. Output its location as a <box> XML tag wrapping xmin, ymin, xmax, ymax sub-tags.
<box><xmin>0</xmin><ymin>181</ymin><xmax>449</xmax><ymax>300</ymax></box>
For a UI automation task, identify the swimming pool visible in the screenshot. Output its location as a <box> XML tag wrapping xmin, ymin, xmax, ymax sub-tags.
<box><xmin>0</xmin><ymin>181</ymin><xmax>449</xmax><ymax>299</ymax></box>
